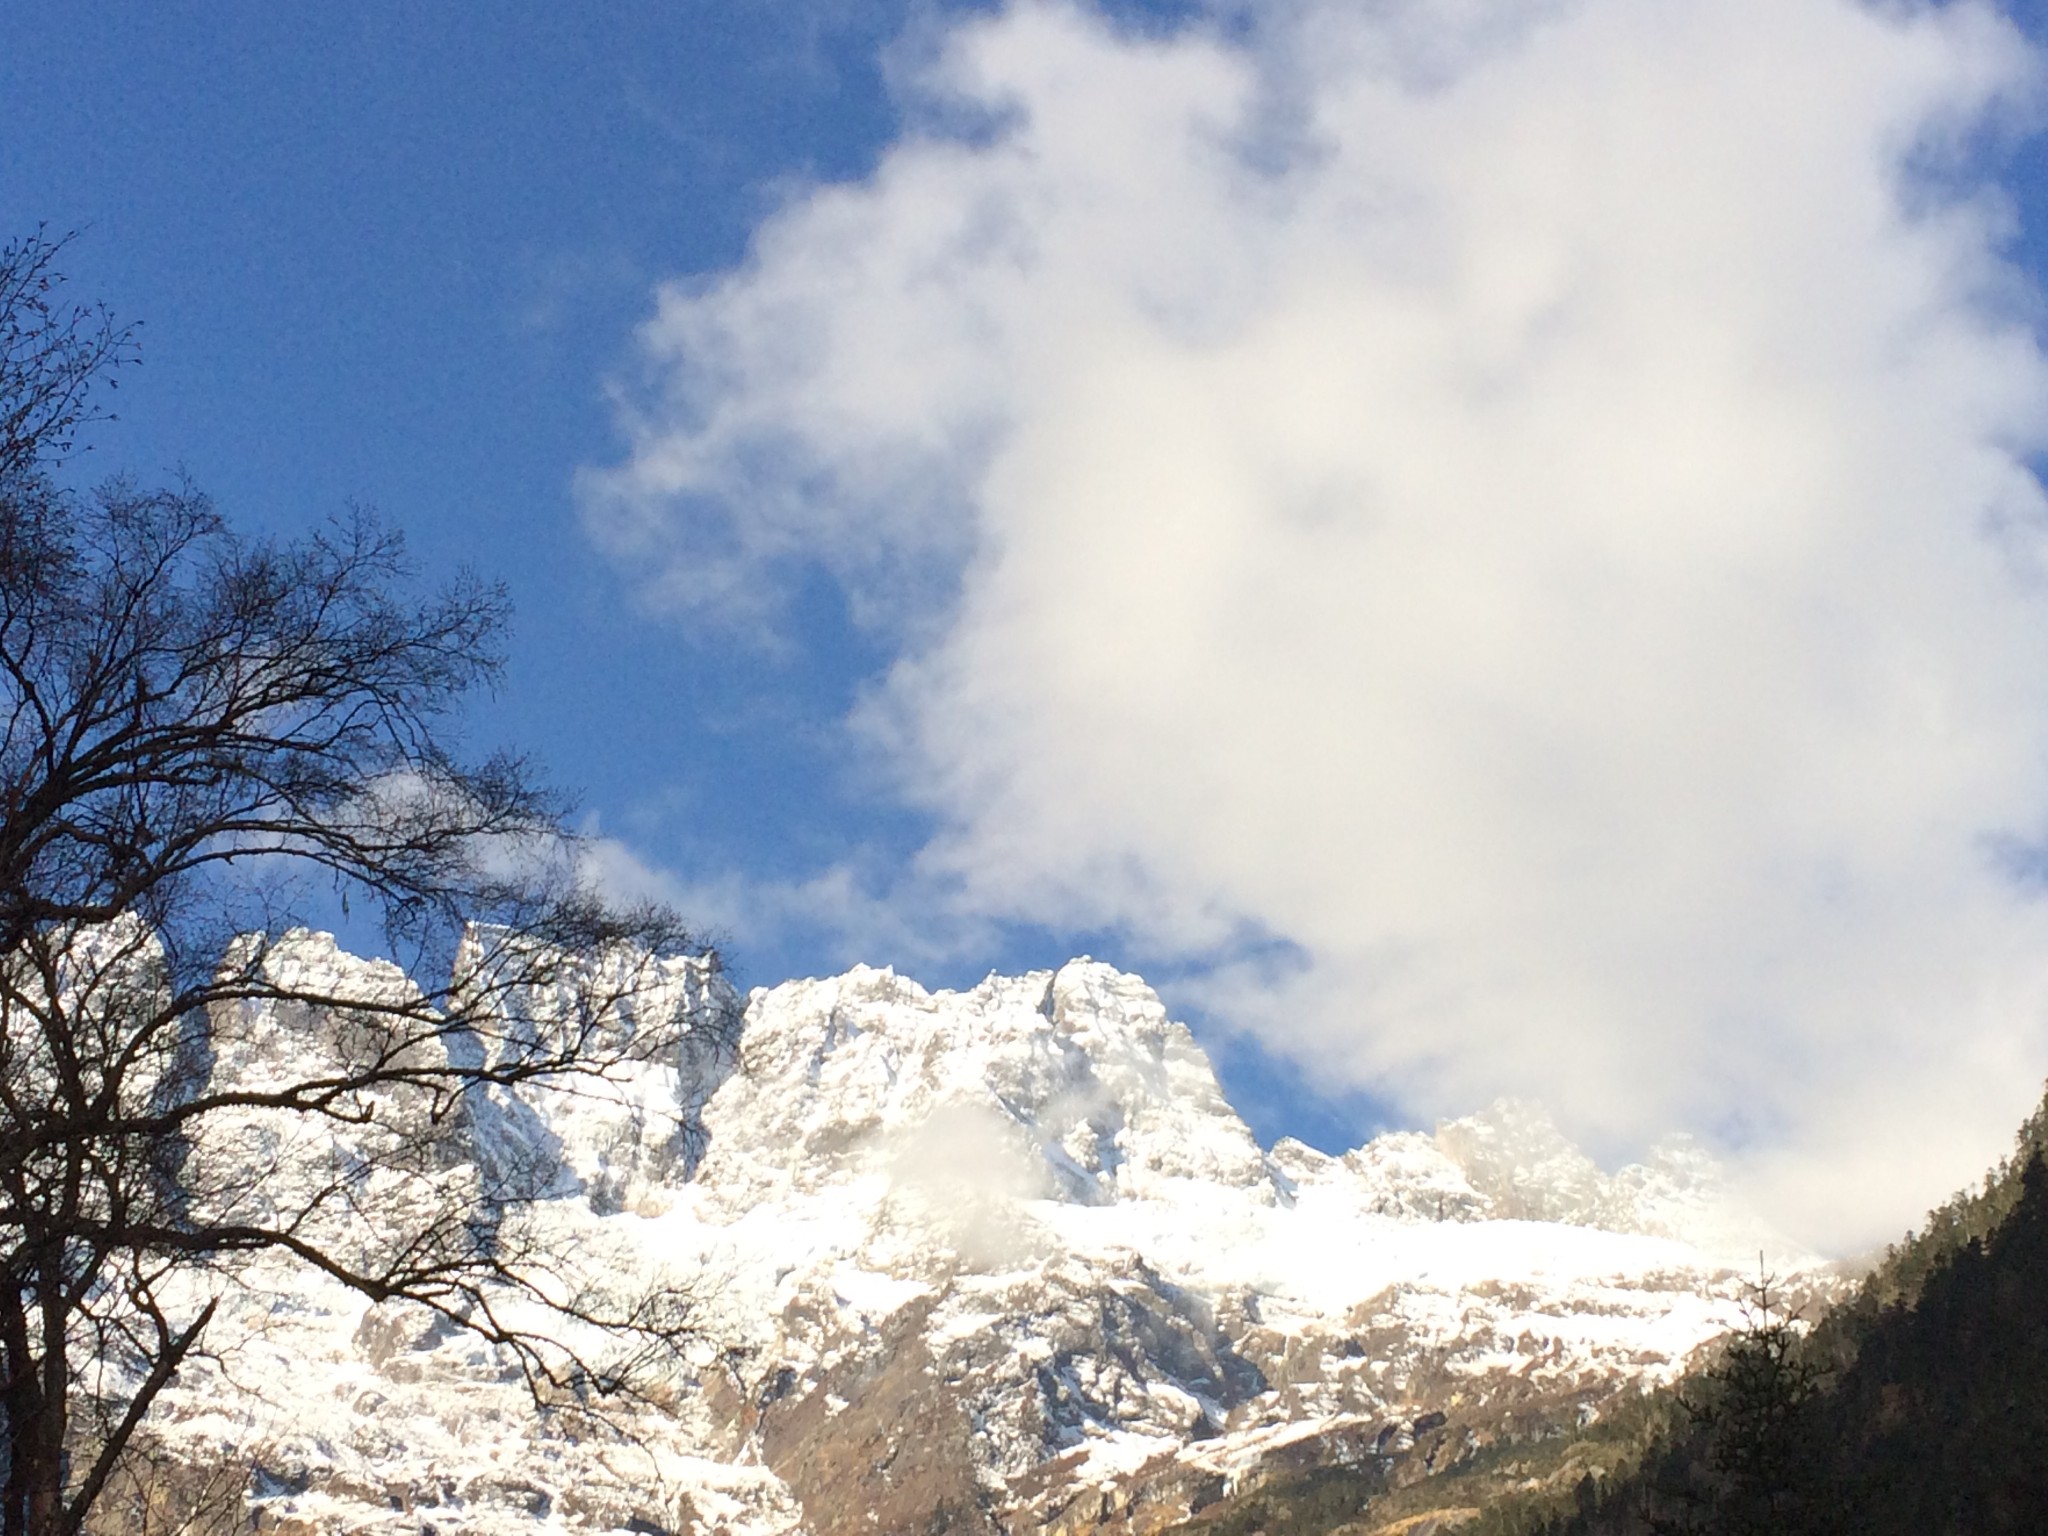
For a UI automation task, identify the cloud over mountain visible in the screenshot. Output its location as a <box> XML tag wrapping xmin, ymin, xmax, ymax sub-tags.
<box><xmin>585</xmin><ymin>0</ymin><xmax>2048</xmax><ymax>1248</ymax></box>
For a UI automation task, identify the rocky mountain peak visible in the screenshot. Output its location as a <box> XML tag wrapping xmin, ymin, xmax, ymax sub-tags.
<box><xmin>694</xmin><ymin>958</ymin><xmax>1274</xmax><ymax>1212</ymax></box>
<box><xmin>117</xmin><ymin>937</ymin><xmax>1805</xmax><ymax>1536</ymax></box>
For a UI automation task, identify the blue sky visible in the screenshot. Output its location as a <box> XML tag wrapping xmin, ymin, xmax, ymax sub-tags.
<box><xmin>0</xmin><ymin>2</ymin><xmax>936</xmax><ymax>944</ymax></box>
<box><xmin>0</xmin><ymin>0</ymin><xmax>1373</xmax><ymax>1148</ymax></box>
<box><xmin>10</xmin><ymin>0</ymin><xmax>2048</xmax><ymax>1243</ymax></box>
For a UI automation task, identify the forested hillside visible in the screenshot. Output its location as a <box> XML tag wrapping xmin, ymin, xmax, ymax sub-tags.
<box><xmin>1166</xmin><ymin>1085</ymin><xmax>2048</xmax><ymax>1536</ymax></box>
<box><xmin>1519</xmin><ymin>1087</ymin><xmax>2048</xmax><ymax>1535</ymax></box>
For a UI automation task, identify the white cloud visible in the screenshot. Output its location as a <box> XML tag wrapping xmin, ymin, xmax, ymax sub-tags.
<box><xmin>584</xmin><ymin>0</ymin><xmax>2048</xmax><ymax>1249</ymax></box>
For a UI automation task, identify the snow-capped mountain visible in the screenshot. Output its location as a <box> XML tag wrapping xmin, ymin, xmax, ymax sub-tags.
<box><xmin>132</xmin><ymin>940</ymin><xmax>1806</xmax><ymax>1536</ymax></box>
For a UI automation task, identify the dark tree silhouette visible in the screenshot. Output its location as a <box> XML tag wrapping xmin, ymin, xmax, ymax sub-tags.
<box><xmin>0</xmin><ymin>232</ymin><xmax>731</xmax><ymax>1536</ymax></box>
<box><xmin>1651</xmin><ymin>1267</ymin><xmax>1826</xmax><ymax>1536</ymax></box>
<box><xmin>0</xmin><ymin>230</ymin><xmax>133</xmax><ymax>482</ymax></box>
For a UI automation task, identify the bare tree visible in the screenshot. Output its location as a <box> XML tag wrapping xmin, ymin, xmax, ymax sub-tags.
<box><xmin>0</xmin><ymin>229</ymin><xmax>134</xmax><ymax>482</ymax></box>
<box><xmin>0</xmin><ymin>232</ymin><xmax>732</xmax><ymax>1536</ymax></box>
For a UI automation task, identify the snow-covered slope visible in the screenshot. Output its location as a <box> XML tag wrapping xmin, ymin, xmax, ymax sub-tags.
<box><xmin>131</xmin><ymin>944</ymin><xmax>1808</xmax><ymax>1536</ymax></box>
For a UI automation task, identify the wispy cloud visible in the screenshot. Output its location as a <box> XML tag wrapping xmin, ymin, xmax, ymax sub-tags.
<box><xmin>576</xmin><ymin>831</ymin><xmax>1001</xmax><ymax>988</ymax></box>
<box><xmin>584</xmin><ymin>0</ymin><xmax>2048</xmax><ymax>1248</ymax></box>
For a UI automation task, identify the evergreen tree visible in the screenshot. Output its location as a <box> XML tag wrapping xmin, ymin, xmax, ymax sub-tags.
<box><xmin>1647</xmin><ymin>1267</ymin><xmax>1825</xmax><ymax>1536</ymax></box>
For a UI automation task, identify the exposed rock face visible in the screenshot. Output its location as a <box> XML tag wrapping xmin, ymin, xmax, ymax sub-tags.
<box><xmin>756</xmin><ymin>1296</ymin><xmax>999</xmax><ymax>1536</ymax></box>
<box><xmin>122</xmin><ymin>942</ymin><xmax>1802</xmax><ymax>1536</ymax></box>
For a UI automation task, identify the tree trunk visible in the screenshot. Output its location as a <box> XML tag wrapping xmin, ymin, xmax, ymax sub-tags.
<box><xmin>0</xmin><ymin>1284</ymin><xmax>35</xmax><ymax>1536</ymax></box>
<box><xmin>26</xmin><ymin>1279</ymin><xmax>65</xmax><ymax>1536</ymax></box>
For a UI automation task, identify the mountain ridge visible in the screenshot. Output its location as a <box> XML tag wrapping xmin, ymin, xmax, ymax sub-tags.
<box><xmin>108</xmin><ymin>938</ymin><xmax>1811</xmax><ymax>1536</ymax></box>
